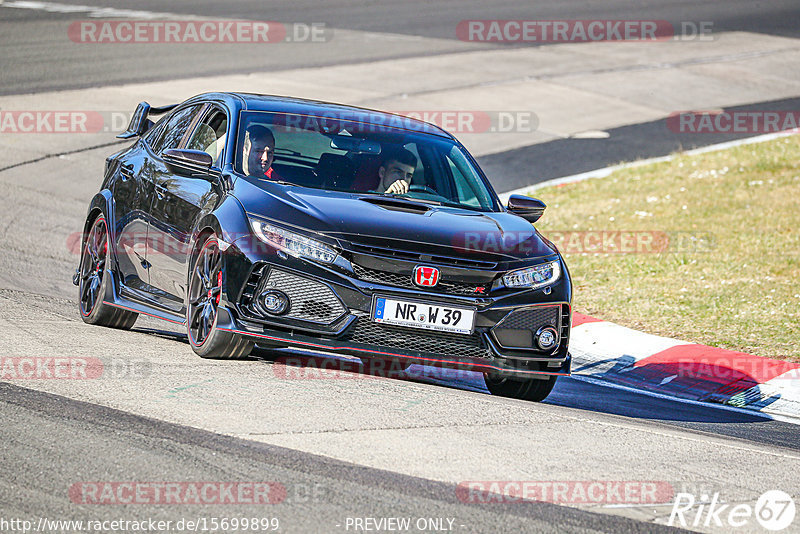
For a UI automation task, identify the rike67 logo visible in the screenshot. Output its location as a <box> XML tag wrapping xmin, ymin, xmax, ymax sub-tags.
<box><xmin>669</xmin><ymin>490</ymin><xmax>796</xmax><ymax>531</ymax></box>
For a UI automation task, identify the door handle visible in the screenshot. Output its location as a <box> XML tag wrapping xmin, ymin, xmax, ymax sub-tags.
<box><xmin>155</xmin><ymin>187</ymin><xmax>166</xmax><ymax>200</ymax></box>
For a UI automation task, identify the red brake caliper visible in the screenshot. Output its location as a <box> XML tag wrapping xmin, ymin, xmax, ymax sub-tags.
<box><xmin>215</xmin><ymin>271</ymin><xmax>222</xmax><ymax>304</ymax></box>
<box><xmin>95</xmin><ymin>239</ymin><xmax>107</xmax><ymax>274</ymax></box>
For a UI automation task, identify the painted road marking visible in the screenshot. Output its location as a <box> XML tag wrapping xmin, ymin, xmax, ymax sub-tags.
<box><xmin>3</xmin><ymin>1</ymin><xmax>201</xmax><ymax>20</ymax></box>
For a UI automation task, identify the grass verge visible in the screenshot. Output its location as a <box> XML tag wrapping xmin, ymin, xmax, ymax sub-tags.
<box><xmin>531</xmin><ymin>135</ymin><xmax>800</xmax><ymax>361</ymax></box>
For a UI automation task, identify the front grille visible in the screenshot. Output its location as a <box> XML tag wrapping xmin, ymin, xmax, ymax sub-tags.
<box><xmin>495</xmin><ymin>306</ymin><xmax>559</xmax><ymax>330</ymax></box>
<box><xmin>349</xmin><ymin>242</ymin><xmax>497</xmax><ymax>270</ymax></box>
<box><xmin>352</xmin><ymin>264</ymin><xmax>490</xmax><ymax>296</ymax></box>
<box><xmin>299</xmin><ymin>300</ymin><xmax>333</xmax><ymax>318</ymax></box>
<box><xmin>342</xmin><ymin>316</ymin><xmax>492</xmax><ymax>360</ymax></box>
<box><xmin>239</xmin><ymin>264</ymin><xmax>346</xmax><ymax>325</ymax></box>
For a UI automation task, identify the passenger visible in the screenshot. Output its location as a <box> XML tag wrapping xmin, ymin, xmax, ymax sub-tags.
<box><xmin>375</xmin><ymin>147</ymin><xmax>417</xmax><ymax>194</ymax></box>
<box><xmin>243</xmin><ymin>125</ymin><xmax>281</xmax><ymax>180</ymax></box>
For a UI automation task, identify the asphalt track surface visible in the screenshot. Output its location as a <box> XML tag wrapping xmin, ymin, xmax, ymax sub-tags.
<box><xmin>1</xmin><ymin>381</ymin><xmax>686</xmax><ymax>534</ymax></box>
<box><xmin>3</xmin><ymin>0</ymin><xmax>800</xmax><ymax>95</ymax></box>
<box><xmin>481</xmin><ymin>95</ymin><xmax>800</xmax><ymax>187</ymax></box>
<box><xmin>1</xmin><ymin>1</ymin><xmax>799</xmax><ymax>533</ymax></box>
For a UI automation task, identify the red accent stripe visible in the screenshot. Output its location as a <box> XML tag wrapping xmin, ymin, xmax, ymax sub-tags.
<box><xmin>633</xmin><ymin>344</ymin><xmax>799</xmax><ymax>384</ymax></box>
<box><xmin>572</xmin><ymin>313</ymin><xmax>602</xmax><ymax>327</ymax></box>
<box><xmin>105</xmin><ymin>295</ymin><xmax>569</xmax><ymax>379</ymax></box>
<box><xmin>104</xmin><ymin>301</ymin><xmax>185</xmax><ymax>325</ymax></box>
<box><xmin>218</xmin><ymin>327</ymin><xmax>569</xmax><ymax>377</ymax></box>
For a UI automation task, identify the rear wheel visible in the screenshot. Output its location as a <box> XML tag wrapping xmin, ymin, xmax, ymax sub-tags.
<box><xmin>78</xmin><ymin>215</ymin><xmax>137</xmax><ymax>329</ymax></box>
<box><xmin>187</xmin><ymin>234</ymin><xmax>254</xmax><ymax>359</ymax></box>
<box><xmin>484</xmin><ymin>374</ymin><xmax>558</xmax><ymax>402</ymax></box>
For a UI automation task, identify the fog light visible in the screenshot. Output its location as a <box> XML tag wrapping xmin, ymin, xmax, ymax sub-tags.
<box><xmin>535</xmin><ymin>327</ymin><xmax>558</xmax><ymax>350</ymax></box>
<box><xmin>260</xmin><ymin>290</ymin><xmax>290</xmax><ymax>315</ymax></box>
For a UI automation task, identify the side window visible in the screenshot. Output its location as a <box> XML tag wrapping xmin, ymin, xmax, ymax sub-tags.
<box><xmin>185</xmin><ymin>108</ymin><xmax>228</xmax><ymax>164</ymax></box>
<box><xmin>448</xmin><ymin>158</ymin><xmax>478</xmax><ymax>206</ymax></box>
<box><xmin>149</xmin><ymin>105</ymin><xmax>201</xmax><ymax>154</ymax></box>
<box><xmin>142</xmin><ymin>118</ymin><xmax>164</xmax><ymax>146</ymax></box>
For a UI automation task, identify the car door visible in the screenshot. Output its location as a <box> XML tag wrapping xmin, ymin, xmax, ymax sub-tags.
<box><xmin>123</xmin><ymin>105</ymin><xmax>203</xmax><ymax>304</ymax></box>
<box><xmin>146</xmin><ymin>104</ymin><xmax>228</xmax><ymax>312</ymax></box>
<box><xmin>110</xmin><ymin>141</ymin><xmax>152</xmax><ymax>292</ymax></box>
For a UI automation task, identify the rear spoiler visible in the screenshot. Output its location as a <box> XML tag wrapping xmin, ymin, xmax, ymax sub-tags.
<box><xmin>117</xmin><ymin>102</ymin><xmax>178</xmax><ymax>139</ymax></box>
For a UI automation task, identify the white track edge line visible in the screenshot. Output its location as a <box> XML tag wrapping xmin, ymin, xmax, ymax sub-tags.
<box><xmin>498</xmin><ymin>128</ymin><xmax>800</xmax><ymax>200</ymax></box>
<box><xmin>570</xmin><ymin>374</ymin><xmax>800</xmax><ymax>426</ymax></box>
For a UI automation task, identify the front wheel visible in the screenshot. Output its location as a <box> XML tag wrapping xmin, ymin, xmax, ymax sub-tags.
<box><xmin>484</xmin><ymin>374</ymin><xmax>558</xmax><ymax>402</ymax></box>
<box><xmin>187</xmin><ymin>234</ymin><xmax>253</xmax><ymax>359</ymax></box>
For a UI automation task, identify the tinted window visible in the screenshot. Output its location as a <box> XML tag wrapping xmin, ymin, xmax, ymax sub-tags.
<box><xmin>235</xmin><ymin>111</ymin><xmax>499</xmax><ymax>211</ymax></box>
<box><xmin>149</xmin><ymin>105</ymin><xmax>201</xmax><ymax>154</ymax></box>
<box><xmin>142</xmin><ymin>118</ymin><xmax>164</xmax><ymax>146</ymax></box>
<box><xmin>185</xmin><ymin>108</ymin><xmax>228</xmax><ymax>164</ymax></box>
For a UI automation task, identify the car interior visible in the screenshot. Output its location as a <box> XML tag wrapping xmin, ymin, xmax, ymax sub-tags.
<box><xmin>268</xmin><ymin>145</ymin><xmax>425</xmax><ymax>193</ymax></box>
<box><xmin>186</xmin><ymin>110</ymin><xmax>227</xmax><ymax>164</ymax></box>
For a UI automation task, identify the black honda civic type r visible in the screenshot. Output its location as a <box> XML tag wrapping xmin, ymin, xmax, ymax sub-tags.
<box><xmin>75</xmin><ymin>92</ymin><xmax>572</xmax><ymax>401</ymax></box>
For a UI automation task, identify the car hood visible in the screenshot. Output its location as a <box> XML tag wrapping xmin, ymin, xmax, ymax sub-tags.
<box><xmin>238</xmin><ymin>179</ymin><xmax>558</xmax><ymax>262</ymax></box>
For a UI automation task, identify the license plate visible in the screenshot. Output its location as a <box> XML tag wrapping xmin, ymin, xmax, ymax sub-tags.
<box><xmin>372</xmin><ymin>297</ymin><xmax>475</xmax><ymax>335</ymax></box>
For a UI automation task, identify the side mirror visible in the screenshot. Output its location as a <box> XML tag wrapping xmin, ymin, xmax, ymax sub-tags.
<box><xmin>117</xmin><ymin>102</ymin><xmax>154</xmax><ymax>139</ymax></box>
<box><xmin>163</xmin><ymin>148</ymin><xmax>218</xmax><ymax>180</ymax></box>
<box><xmin>507</xmin><ymin>195</ymin><xmax>546</xmax><ymax>223</ymax></box>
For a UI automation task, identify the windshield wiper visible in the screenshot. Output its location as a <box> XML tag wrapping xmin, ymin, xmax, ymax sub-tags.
<box><xmin>249</xmin><ymin>175</ymin><xmax>297</xmax><ymax>186</ymax></box>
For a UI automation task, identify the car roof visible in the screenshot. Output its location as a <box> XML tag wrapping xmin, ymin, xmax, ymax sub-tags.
<box><xmin>211</xmin><ymin>92</ymin><xmax>454</xmax><ymax>139</ymax></box>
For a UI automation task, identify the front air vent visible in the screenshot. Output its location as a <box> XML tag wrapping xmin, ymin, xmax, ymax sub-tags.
<box><xmin>490</xmin><ymin>305</ymin><xmax>561</xmax><ymax>351</ymax></box>
<box><xmin>359</xmin><ymin>196</ymin><xmax>432</xmax><ymax>214</ymax></box>
<box><xmin>238</xmin><ymin>264</ymin><xmax>346</xmax><ymax>326</ymax></box>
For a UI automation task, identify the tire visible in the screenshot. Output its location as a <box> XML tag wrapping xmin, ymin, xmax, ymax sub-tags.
<box><xmin>78</xmin><ymin>215</ymin><xmax>138</xmax><ymax>329</ymax></box>
<box><xmin>484</xmin><ymin>374</ymin><xmax>558</xmax><ymax>402</ymax></box>
<box><xmin>187</xmin><ymin>234</ymin><xmax>254</xmax><ymax>359</ymax></box>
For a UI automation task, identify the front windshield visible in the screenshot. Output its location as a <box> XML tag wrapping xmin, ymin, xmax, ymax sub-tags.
<box><xmin>235</xmin><ymin>110</ymin><xmax>499</xmax><ymax>212</ymax></box>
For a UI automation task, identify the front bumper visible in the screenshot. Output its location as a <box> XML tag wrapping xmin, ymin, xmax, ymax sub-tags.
<box><xmin>220</xmin><ymin>244</ymin><xmax>572</xmax><ymax>380</ymax></box>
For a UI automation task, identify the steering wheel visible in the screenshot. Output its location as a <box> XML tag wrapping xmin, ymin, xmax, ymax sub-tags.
<box><xmin>408</xmin><ymin>184</ymin><xmax>438</xmax><ymax>195</ymax></box>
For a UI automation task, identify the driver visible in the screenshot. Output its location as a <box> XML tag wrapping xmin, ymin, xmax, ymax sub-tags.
<box><xmin>243</xmin><ymin>125</ymin><xmax>281</xmax><ymax>180</ymax></box>
<box><xmin>375</xmin><ymin>148</ymin><xmax>417</xmax><ymax>194</ymax></box>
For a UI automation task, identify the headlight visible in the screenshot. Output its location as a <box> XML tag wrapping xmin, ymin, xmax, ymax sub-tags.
<box><xmin>503</xmin><ymin>261</ymin><xmax>561</xmax><ymax>289</ymax></box>
<box><xmin>250</xmin><ymin>219</ymin><xmax>337</xmax><ymax>264</ymax></box>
